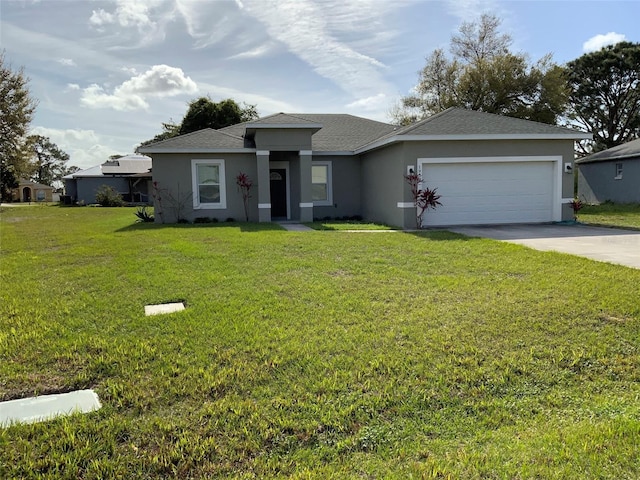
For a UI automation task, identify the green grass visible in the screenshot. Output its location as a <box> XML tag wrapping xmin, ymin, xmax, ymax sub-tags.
<box><xmin>305</xmin><ymin>220</ymin><xmax>396</xmax><ymax>230</ymax></box>
<box><xmin>1</xmin><ymin>206</ymin><xmax>639</xmax><ymax>479</ymax></box>
<box><xmin>579</xmin><ymin>203</ymin><xmax>640</xmax><ymax>229</ymax></box>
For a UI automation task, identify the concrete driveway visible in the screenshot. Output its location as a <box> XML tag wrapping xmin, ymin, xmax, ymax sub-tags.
<box><xmin>448</xmin><ymin>224</ymin><xmax>640</xmax><ymax>269</ymax></box>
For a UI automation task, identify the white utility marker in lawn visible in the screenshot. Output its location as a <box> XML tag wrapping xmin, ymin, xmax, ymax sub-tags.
<box><xmin>145</xmin><ymin>302</ymin><xmax>185</xmax><ymax>316</ymax></box>
<box><xmin>0</xmin><ymin>389</ymin><xmax>101</xmax><ymax>427</ymax></box>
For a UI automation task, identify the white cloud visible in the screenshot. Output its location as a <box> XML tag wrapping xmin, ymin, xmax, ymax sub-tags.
<box><xmin>89</xmin><ymin>8</ymin><xmax>115</xmax><ymax>27</ymax></box>
<box><xmin>81</xmin><ymin>65</ymin><xmax>198</xmax><ymax>111</ymax></box>
<box><xmin>443</xmin><ymin>0</ymin><xmax>499</xmax><ymax>21</ymax></box>
<box><xmin>346</xmin><ymin>93</ymin><xmax>389</xmax><ymax>111</ymax></box>
<box><xmin>29</xmin><ymin>127</ymin><xmax>120</xmax><ymax>170</ymax></box>
<box><xmin>66</xmin><ymin>83</ymin><xmax>80</xmax><ymax>91</ymax></box>
<box><xmin>57</xmin><ymin>58</ymin><xmax>76</xmax><ymax>66</ymax></box>
<box><xmin>583</xmin><ymin>32</ymin><xmax>626</xmax><ymax>52</ymax></box>
<box><xmin>227</xmin><ymin>43</ymin><xmax>275</xmax><ymax>60</ymax></box>
<box><xmin>238</xmin><ymin>0</ymin><xmax>398</xmax><ymax>98</ymax></box>
<box><xmin>88</xmin><ymin>0</ymin><xmax>171</xmax><ymax>46</ymax></box>
<box><xmin>174</xmin><ymin>0</ymin><xmax>253</xmax><ymax>49</ymax></box>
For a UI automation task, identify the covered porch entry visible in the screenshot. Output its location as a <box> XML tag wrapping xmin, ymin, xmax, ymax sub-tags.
<box><xmin>256</xmin><ymin>150</ymin><xmax>313</xmax><ymax>222</ymax></box>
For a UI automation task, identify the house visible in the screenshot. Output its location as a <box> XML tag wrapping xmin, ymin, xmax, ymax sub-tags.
<box><xmin>63</xmin><ymin>154</ymin><xmax>152</xmax><ymax>205</ymax></box>
<box><xmin>576</xmin><ymin>138</ymin><xmax>640</xmax><ymax>204</ymax></box>
<box><xmin>139</xmin><ymin>108</ymin><xmax>591</xmax><ymax>228</ymax></box>
<box><xmin>12</xmin><ymin>179</ymin><xmax>55</xmax><ymax>202</ymax></box>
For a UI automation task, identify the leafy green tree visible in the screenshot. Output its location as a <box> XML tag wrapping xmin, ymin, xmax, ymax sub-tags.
<box><xmin>0</xmin><ymin>50</ymin><xmax>38</xmax><ymax>200</ymax></box>
<box><xmin>179</xmin><ymin>97</ymin><xmax>258</xmax><ymax>134</ymax></box>
<box><xmin>27</xmin><ymin>135</ymin><xmax>72</xmax><ymax>186</ymax></box>
<box><xmin>138</xmin><ymin>98</ymin><xmax>258</xmax><ymax>149</ymax></box>
<box><xmin>566</xmin><ymin>41</ymin><xmax>640</xmax><ymax>155</ymax></box>
<box><xmin>136</xmin><ymin>121</ymin><xmax>181</xmax><ymax>149</ymax></box>
<box><xmin>393</xmin><ymin>14</ymin><xmax>568</xmax><ymax>125</ymax></box>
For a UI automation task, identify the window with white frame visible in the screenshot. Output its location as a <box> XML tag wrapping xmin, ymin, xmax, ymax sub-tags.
<box><xmin>615</xmin><ymin>163</ymin><xmax>623</xmax><ymax>180</ymax></box>
<box><xmin>312</xmin><ymin>162</ymin><xmax>332</xmax><ymax>206</ymax></box>
<box><xmin>191</xmin><ymin>159</ymin><xmax>226</xmax><ymax>209</ymax></box>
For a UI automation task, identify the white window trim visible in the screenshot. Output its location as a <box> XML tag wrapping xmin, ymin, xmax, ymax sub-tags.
<box><xmin>614</xmin><ymin>163</ymin><xmax>623</xmax><ymax>180</ymax></box>
<box><xmin>191</xmin><ymin>159</ymin><xmax>226</xmax><ymax>209</ymax></box>
<box><xmin>312</xmin><ymin>161</ymin><xmax>333</xmax><ymax>207</ymax></box>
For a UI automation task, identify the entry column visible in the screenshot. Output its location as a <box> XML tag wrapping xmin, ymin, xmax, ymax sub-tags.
<box><xmin>299</xmin><ymin>150</ymin><xmax>313</xmax><ymax>222</ymax></box>
<box><xmin>256</xmin><ymin>150</ymin><xmax>271</xmax><ymax>222</ymax></box>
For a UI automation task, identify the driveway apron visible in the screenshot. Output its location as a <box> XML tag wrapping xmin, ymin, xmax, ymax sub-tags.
<box><xmin>448</xmin><ymin>224</ymin><xmax>640</xmax><ymax>269</ymax></box>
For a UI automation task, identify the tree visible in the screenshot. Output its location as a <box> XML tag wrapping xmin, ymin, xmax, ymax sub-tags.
<box><xmin>0</xmin><ymin>50</ymin><xmax>38</xmax><ymax>200</ymax></box>
<box><xmin>566</xmin><ymin>41</ymin><xmax>640</xmax><ymax>155</ymax></box>
<box><xmin>137</xmin><ymin>97</ymin><xmax>258</xmax><ymax>149</ymax></box>
<box><xmin>179</xmin><ymin>97</ymin><xmax>258</xmax><ymax>134</ymax></box>
<box><xmin>27</xmin><ymin>135</ymin><xmax>72</xmax><ymax>186</ymax></box>
<box><xmin>393</xmin><ymin>14</ymin><xmax>568</xmax><ymax>125</ymax></box>
<box><xmin>136</xmin><ymin>121</ymin><xmax>180</xmax><ymax>149</ymax></box>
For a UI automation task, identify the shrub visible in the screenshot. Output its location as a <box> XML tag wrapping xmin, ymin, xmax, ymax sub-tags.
<box><xmin>95</xmin><ymin>185</ymin><xmax>125</xmax><ymax>207</ymax></box>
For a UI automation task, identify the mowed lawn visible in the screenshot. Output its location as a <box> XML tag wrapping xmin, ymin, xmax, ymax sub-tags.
<box><xmin>579</xmin><ymin>203</ymin><xmax>640</xmax><ymax>229</ymax></box>
<box><xmin>1</xmin><ymin>207</ymin><xmax>639</xmax><ymax>479</ymax></box>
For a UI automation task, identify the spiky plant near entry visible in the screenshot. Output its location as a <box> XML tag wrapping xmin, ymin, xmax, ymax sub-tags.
<box><xmin>570</xmin><ymin>198</ymin><xmax>584</xmax><ymax>221</ymax></box>
<box><xmin>405</xmin><ymin>172</ymin><xmax>442</xmax><ymax>228</ymax></box>
<box><xmin>236</xmin><ymin>172</ymin><xmax>253</xmax><ymax>222</ymax></box>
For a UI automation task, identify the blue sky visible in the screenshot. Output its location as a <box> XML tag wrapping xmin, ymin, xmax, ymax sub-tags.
<box><xmin>1</xmin><ymin>0</ymin><xmax>638</xmax><ymax>169</ymax></box>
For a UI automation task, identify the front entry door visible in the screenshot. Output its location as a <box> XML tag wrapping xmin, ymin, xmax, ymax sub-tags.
<box><xmin>270</xmin><ymin>168</ymin><xmax>287</xmax><ymax>218</ymax></box>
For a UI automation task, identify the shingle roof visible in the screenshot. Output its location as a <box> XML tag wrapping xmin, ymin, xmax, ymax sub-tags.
<box><xmin>245</xmin><ymin>113</ymin><xmax>323</xmax><ymax>126</ymax></box>
<box><xmin>576</xmin><ymin>138</ymin><xmax>640</xmax><ymax>164</ymax></box>
<box><xmin>220</xmin><ymin>113</ymin><xmax>396</xmax><ymax>151</ymax></box>
<box><xmin>395</xmin><ymin>108</ymin><xmax>589</xmax><ymax>137</ymax></box>
<box><xmin>18</xmin><ymin>179</ymin><xmax>54</xmax><ymax>189</ymax></box>
<box><xmin>140</xmin><ymin>128</ymin><xmax>245</xmax><ymax>150</ymax></box>
<box><xmin>140</xmin><ymin>108</ymin><xmax>589</xmax><ymax>154</ymax></box>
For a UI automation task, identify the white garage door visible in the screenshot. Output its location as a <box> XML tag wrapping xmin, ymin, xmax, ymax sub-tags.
<box><xmin>419</xmin><ymin>160</ymin><xmax>556</xmax><ymax>226</ymax></box>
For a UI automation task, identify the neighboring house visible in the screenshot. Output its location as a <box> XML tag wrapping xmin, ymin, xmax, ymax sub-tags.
<box><xmin>576</xmin><ymin>138</ymin><xmax>640</xmax><ymax>204</ymax></box>
<box><xmin>63</xmin><ymin>154</ymin><xmax>152</xmax><ymax>204</ymax></box>
<box><xmin>12</xmin><ymin>179</ymin><xmax>55</xmax><ymax>202</ymax></box>
<box><xmin>139</xmin><ymin>108</ymin><xmax>590</xmax><ymax>228</ymax></box>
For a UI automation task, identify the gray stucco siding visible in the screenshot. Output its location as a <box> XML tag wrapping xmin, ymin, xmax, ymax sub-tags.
<box><xmin>360</xmin><ymin>142</ymin><xmax>406</xmax><ymax>227</ymax></box>
<box><xmin>312</xmin><ymin>155</ymin><xmax>362</xmax><ymax>220</ymax></box>
<box><xmin>151</xmin><ymin>153</ymin><xmax>259</xmax><ymax>223</ymax></box>
<box><xmin>578</xmin><ymin>158</ymin><xmax>640</xmax><ymax>204</ymax></box>
<box><xmin>254</xmin><ymin>129</ymin><xmax>313</xmax><ymax>151</ymax></box>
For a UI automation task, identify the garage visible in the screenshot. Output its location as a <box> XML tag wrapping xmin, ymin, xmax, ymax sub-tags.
<box><xmin>418</xmin><ymin>157</ymin><xmax>561</xmax><ymax>227</ymax></box>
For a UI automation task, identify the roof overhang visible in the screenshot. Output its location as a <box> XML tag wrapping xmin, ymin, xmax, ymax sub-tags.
<box><xmin>576</xmin><ymin>152</ymin><xmax>640</xmax><ymax>164</ymax></box>
<box><xmin>244</xmin><ymin>123</ymin><xmax>323</xmax><ymax>130</ymax></box>
<box><xmin>355</xmin><ymin>132</ymin><xmax>593</xmax><ymax>154</ymax></box>
<box><xmin>138</xmin><ymin>147</ymin><xmax>257</xmax><ymax>154</ymax></box>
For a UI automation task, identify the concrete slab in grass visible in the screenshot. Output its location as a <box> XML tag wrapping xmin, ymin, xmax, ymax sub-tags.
<box><xmin>145</xmin><ymin>302</ymin><xmax>185</xmax><ymax>316</ymax></box>
<box><xmin>0</xmin><ymin>389</ymin><xmax>101</xmax><ymax>427</ymax></box>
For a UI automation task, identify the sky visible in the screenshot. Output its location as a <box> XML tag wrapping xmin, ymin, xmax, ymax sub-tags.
<box><xmin>1</xmin><ymin>0</ymin><xmax>639</xmax><ymax>170</ymax></box>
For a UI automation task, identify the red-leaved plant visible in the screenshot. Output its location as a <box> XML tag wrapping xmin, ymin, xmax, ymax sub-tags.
<box><xmin>236</xmin><ymin>172</ymin><xmax>253</xmax><ymax>222</ymax></box>
<box><xmin>569</xmin><ymin>198</ymin><xmax>584</xmax><ymax>221</ymax></box>
<box><xmin>405</xmin><ymin>172</ymin><xmax>442</xmax><ymax>229</ymax></box>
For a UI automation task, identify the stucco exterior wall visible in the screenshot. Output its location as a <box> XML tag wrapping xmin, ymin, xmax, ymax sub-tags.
<box><xmin>360</xmin><ymin>142</ymin><xmax>406</xmax><ymax>227</ymax></box>
<box><xmin>312</xmin><ymin>155</ymin><xmax>361</xmax><ymax>220</ymax></box>
<box><xmin>578</xmin><ymin>158</ymin><xmax>640</xmax><ymax>204</ymax></box>
<box><xmin>254</xmin><ymin>130</ymin><xmax>313</xmax><ymax>151</ymax></box>
<box><xmin>151</xmin><ymin>152</ymin><xmax>259</xmax><ymax>223</ymax></box>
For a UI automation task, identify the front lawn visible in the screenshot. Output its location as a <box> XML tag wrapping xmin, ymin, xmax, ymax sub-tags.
<box><xmin>579</xmin><ymin>203</ymin><xmax>640</xmax><ymax>229</ymax></box>
<box><xmin>1</xmin><ymin>207</ymin><xmax>639</xmax><ymax>478</ymax></box>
